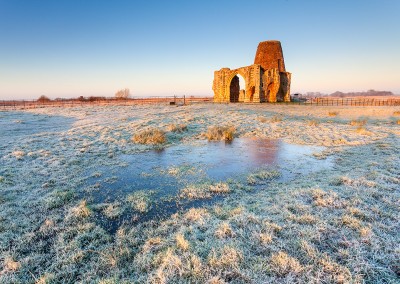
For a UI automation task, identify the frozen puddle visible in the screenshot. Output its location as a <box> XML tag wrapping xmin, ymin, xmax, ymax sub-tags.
<box><xmin>86</xmin><ymin>138</ymin><xmax>333</xmax><ymax>232</ymax></box>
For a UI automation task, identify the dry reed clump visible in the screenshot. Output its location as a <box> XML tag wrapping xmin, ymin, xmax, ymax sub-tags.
<box><xmin>180</xmin><ymin>182</ymin><xmax>230</xmax><ymax>199</ymax></box>
<box><xmin>270</xmin><ymin>115</ymin><xmax>283</xmax><ymax>123</ymax></box>
<box><xmin>214</xmin><ymin>222</ymin><xmax>234</xmax><ymax>238</ymax></box>
<box><xmin>307</xmin><ymin>119</ymin><xmax>319</xmax><ymax>126</ymax></box>
<box><xmin>142</xmin><ymin>237</ymin><xmax>162</xmax><ymax>252</ymax></box>
<box><xmin>151</xmin><ymin>248</ymin><xmax>183</xmax><ymax>283</ymax></box>
<box><xmin>340</xmin><ymin>214</ymin><xmax>361</xmax><ymax>229</ymax></box>
<box><xmin>12</xmin><ymin>150</ymin><xmax>25</xmax><ymax>160</ymax></box>
<box><xmin>349</xmin><ymin>119</ymin><xmax>367</xmax><ymax>126</ymax></box>
<box><xmin>208</xmin><ymin>246</ymin><xmax>242</xmax><ymax>269</ymax></box>
<box><xmin>166</xmin><ymin>124</ymin><xmax>187</xmax><ymax>133</ymax></box>
<box><xmin>328</xmin><ymin>111</ymin><xmax>339</xmax><ymax>117</ymax></box>
<box><xmin>209</xmin><ymin>182</ymin><xmax>230</xmax><ymax>194</ymax></box>
<box><xmin>293</xmin><ymin>213</ymin><xmax>318</xmax><ymax>224</ymax></box>
<box><xmin>126</xmin><ymin>191</ymin><xmax>152</xmax><ymax>213</ymax></box>
<box><xmin>397</xmin><ymin>120</ymin><xmax>400</xmax><ymax>125</ymax></box>
<box><xmin>132</xmin><ymin>128</ymin><xmax>166</xmax><ymax>144</ymax></box>
<box><xmin>70</xmin><ymin>200</ymin><xmax>91</xmax><ymax>219</ymax></box>
<box><xmin>179</xmin><ymin>185</ymin><xmax>211</xmax><ymax>199</ymax></box>
<box><xmin>103</xmin><ymin>202</ymin><xmax>124</xmax><ymax>219</ymax></box>
<box><xmin>269</xmin><ymin>251</ymin><xmax>302</xmax><ymax>276</ymax></box>
<box><xmin>205</xmin><ymin>125</ymin><xmax>235</xmax><ymax>141</ymax></box>
<box><xmin>311</xmin><ymin>188</ymin><xmax>342</xmax><ymax>208</ymax></box>
<box><xmin>2</xmin><ymin>257</ymin><xmax>21</xmax><ymax>273</ymax></box>
<box><xmin>175</xmin><ymin>233</ymin><xmax>189</xmax><ymax>251</ymax></box>
<box><xmin>259</xmin><ymin>233</ymin><xmax>273</xmax><ymax>245</ymax></box>
<box><xmin>184</xmin><ymin>208</ymin><xmax>209</xmax><ymax>224</ymax></box>
<box><xmin>35</xmin><ymin>273</ymin><xmax>55</xmax><ymax>284</ymax></box>
<box><xmin>257</xmin><ymin>116</ymin><xmax>268</xmax><ymax>123</ymax></box>
<box><xmin>392</xmin><ymin>111</ymin><xmax>400</xmax><ymax>116</ymax></box>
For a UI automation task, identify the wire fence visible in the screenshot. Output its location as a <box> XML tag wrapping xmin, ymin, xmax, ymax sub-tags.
<box><xmin>301</xmin><ymin>97</ymin><xmax>400</xmax><ymax>106</ymax></box>
<box><xmin>0</xmin><ymin>96</ymin><xmax>213</xmax><ymax>110</ymax></box>
<box><xmin>1</xmin><ymin>96</ymin><xmax>400</xmax><ymax>111</ymax></box>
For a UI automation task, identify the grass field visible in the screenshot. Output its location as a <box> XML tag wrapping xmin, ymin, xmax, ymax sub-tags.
<box><xmin>0</xmin><ymin>103</ymin><xmax>399</xmax><ymax>283</ymax></box>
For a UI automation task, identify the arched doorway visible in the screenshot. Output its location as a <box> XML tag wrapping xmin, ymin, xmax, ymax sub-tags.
<box><xmin>229</xmin><ymin>74</ymin><xmax>246</xmax><ymax>102</ymax></box>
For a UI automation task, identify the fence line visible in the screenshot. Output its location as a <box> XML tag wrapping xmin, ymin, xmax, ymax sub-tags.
<box><xmin>2</xmin><ymin>97</ymin><xmax>400</xmax><ymax>111</ymax></box>
<box><xmin>0</xmin><ymin>96</ymin><xmax>213</xmax><ymax>110</ymax></box>
<box><xmin>302</xmin><ymin>97</ymin><xmax>400</xmax><ymax>106</ymax></box>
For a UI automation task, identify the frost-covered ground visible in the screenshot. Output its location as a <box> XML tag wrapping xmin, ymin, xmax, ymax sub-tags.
<box><xmin>0</xmin><ymin>104</ymin><xmax>399</xmax><ymax>283</ymax></box>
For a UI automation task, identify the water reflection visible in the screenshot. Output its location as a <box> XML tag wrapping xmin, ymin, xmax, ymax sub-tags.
<box><xmin>86</xmin><ymin>138</ymin><xmax>333</xmax><ymax>232</ymax></box>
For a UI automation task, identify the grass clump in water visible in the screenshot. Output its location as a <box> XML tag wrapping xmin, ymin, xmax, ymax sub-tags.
<box><xmin>205</xmin><ymin>125</ymin><xmax>235</xmax><ymax>141</ymax></box>
<box><xmin>126</xmin><ymin>190</ymin><xmax>153</xmax><ymax>213</ymax></box>
<box><xmin>45</xmin><ymin>189</ymin><xmax>75</xmax><ymax>209</ymax></box>
<box><xmin>328</xmin><ymin>111</ymin><xmax>339</xmax><ymax>117</ymax></box>
<box><xmin>132</xmin><ymin>128</ymin><xmax>166</xmax><ymax>144</ymax></box>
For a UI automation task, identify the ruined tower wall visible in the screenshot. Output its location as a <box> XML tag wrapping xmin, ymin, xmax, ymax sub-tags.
<box><xmin>254</xmin><ymin>41</ymin><xmax>286</xmax><ymax>72</ymax></box>
<box><xmin>213</xmin><ymin>40</ymin><xmax>291</xmax><ymax>103</ymax></box>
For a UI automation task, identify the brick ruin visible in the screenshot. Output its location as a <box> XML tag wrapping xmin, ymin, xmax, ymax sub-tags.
<box><xmin>212</xmin><ymin>41</ymin><xmax>291</xmax><ymax>103</ymax></box>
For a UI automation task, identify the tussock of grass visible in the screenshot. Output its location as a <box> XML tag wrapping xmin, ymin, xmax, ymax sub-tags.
<box><xmin>208</xmin><ymin>246</ymin><xmax>242</xmax><ymax>269</ymax></box>
<box><xmin>328</xmin><ymin>111</ymin><xmax>339</xmax><ymax>117</ymax></box>
<box><xmin>215</xmin><ymin>222</ymin><xmax>234</xmax><ymax>238</ymax></box>
<box><xmin>103</xmin><ymin>202</ymin><xmax>124</xmax><ymax>219</ymax></box>
<box><xmin>69</xmin><ymin>200</ymin><xmax>91</xmax><ymax>219</ymax></box>
<box><xmin>3</xmin><ymin>257</ymin><xmax>21</xmax><ymax>273</ymax></box>
<box><xmin>180</xmin><ymin>182</ymin><xmax>230</xmax><ymax>199</ymax></box>
<box><xmin>167</xmin><ymin>123</ymin><xmax>187</xmax><ymax>133</ymax></box>
<box><xmin>307</xmin><ymin>119</ymin><xmax>319</xmax><ymax>126</ymax></box>
<box><xmin>132</xmin><ymin>128</ymin><xmax>166</xmax><ymax>144</ymax></box>
<box><xmin>126</xmin><ymin>190</ymin><xmax>152</xmax><ymax>213</ymax></box>
<box><xmin>247</xmin><ymin>169</ymin><xmax>281</xmax><ymax>185</ymax></box>
<box><xmin>209</xmin><ymin>182</ymin><xmax>230</xmax><ymax>194</ymax></box>
<box><xmin>257</xmin><ymin>116</ymin><xmax>268</xmax><ymax>123</ymax></box>
<box><xmin>259</xmin><ymin>233</ymin><xmax>273</xmax><ymax>244</ymax></box>
<box><xmin>175</xmin><ymin>233</ymin><xmax>189</xmax><ymax>251</ymax></box>
<box><xmin>392</xmin><ymin>111</ymin><xmax>400</xmax><ymax>116</ymax></box>
<box><xmin>45</xmin><ymin>189</ymin><xmax>75</xmax><ymax>209</ymax></box>
<box><xmin>11</xmin><ymin>150</ymin><xmax>25</xmax><ymax>160</ymax></box>
<box><xmin>269</xmin><ymin>251</ymin><xmax>302</xmax><ymax>276</ymax></box>
<box><xmin>184</xmin><ymin>208</ymin><xmax>209</xmax><ymax>224</ymax></box>
<box><xmin>270</xmin><ymin>115</ymin><xmax>283</xmax><ymax>123</ymax></box>
<box><xmin>205</xmin><ymin>125</ymin><xmax>235</xmax><ymax>141</ymax></box>
<box><xmin>350</xmin><ymin>119</ymin><xmax>367</xmax><ymax>126</ymax></box>
<box><xmin>340</xmin><ymin>214</ymin><xmax>361</xmax><ymax>229</ymax></box>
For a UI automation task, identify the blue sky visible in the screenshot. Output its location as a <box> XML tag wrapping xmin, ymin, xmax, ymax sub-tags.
<box><xmin>0</xmin><ymin>0</ymin><xmax>399</xmax><ymax>99</ymax></box>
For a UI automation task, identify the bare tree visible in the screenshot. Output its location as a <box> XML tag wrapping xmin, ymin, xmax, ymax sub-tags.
<box><xmin>115</xmin><ymin>88</ymin><xmax>130</xmax><ymax>99</ymax></box>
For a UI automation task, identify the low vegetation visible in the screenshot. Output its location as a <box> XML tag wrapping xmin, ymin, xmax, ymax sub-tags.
<box><xmin>132</xmin><ymin>128</ymin><xmax>166</xmax><ymax>144</ymax></box>
<box><xmin>205</xmin><ymin>125</ymin><xmax>235</xmax><ymax>141</ymax></box>
<box><xmin>1</xmin><ymin>104</ymin><xmax>399</xmax><ymax>283</ymax></box>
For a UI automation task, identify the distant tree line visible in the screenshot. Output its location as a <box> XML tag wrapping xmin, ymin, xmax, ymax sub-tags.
<box><xmin>294</xmin><ymin>90</ymin><xmax>394</xmax><ymax>98</ymax></box>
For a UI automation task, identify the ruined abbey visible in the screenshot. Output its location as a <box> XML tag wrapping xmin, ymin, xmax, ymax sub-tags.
<box><xmin>212</xmin><ymin>41</ymin><xmax>291</xmax><ymax>103</ymax></box>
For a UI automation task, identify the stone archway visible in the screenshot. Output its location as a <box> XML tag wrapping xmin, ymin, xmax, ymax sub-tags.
<box><xmin>228</xmin><ymin>72</ymin><xmax>247</xmax><ymax>103</ymax></box>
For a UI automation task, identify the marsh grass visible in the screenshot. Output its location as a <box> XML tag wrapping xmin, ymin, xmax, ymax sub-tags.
<box><xmin>2</xmin><ymin>104</ymin><xmax>399</xmax><ymax>283</ymax></box>
<box><xmin>392</xmin><ymin>111</ymin><xmax>400</xmax><ymax>116</ymax></box>
<box><xmin>166</xmin><ymin>124</ymin><xmax>187</xmax><ymax>133</ymax></box>
<box><xmin>205</xmin><ymin>125</ymin><xmax>235</xmax><ymax>141</ymax></box>
<box><xmin>132</xmin><ymin>128</ymin><xmax>166</xmax><ymax>144</ymax></box>
<box><xmin>307</xmin><ymin>119</ymin><xmax>319</xmax><ymax>126</ymax></box>
<box><xmin>270</xmin><ymin>115</ymin><xmax>283</xmax><ymax>123</ymax></box>
<box><xmin>126</xmin><ymin>190</ymin><xmax>153</xmax><ymax>213</ymax></box>
<box><xmin>328</xmin><ymin>111</ymin><xmax>339</xmax><ymax>117</ymax></box>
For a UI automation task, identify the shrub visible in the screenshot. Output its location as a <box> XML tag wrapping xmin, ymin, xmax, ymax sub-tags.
<box><xmin>132</xmin><ymin>128</ymin><xmax>166</xmax><ymax>144</ymax></box>
<box><xmin>37</xmin><ymin>95</ymin><xmax>51</xmax><ymax>103</ymax></box>
<box><xmin>205</xmin><ymin>126</ymin><xmax>235</xmax><ymax>141</ymax></box>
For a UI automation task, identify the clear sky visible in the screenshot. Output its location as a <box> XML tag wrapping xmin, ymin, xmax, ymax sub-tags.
<box><xmin>0</xmin><ymin>0</ymin><xmax>399</xmax><ymax>99</ymax></box>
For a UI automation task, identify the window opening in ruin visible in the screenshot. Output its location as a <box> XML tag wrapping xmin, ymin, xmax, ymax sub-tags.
<box><xmin>229</xmin><ymin>74</ymin><xmax>246</xmax><ymax>103</ymax></box>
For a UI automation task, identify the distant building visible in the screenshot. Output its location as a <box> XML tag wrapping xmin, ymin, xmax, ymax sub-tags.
<box><xmin>213</xmin><ymin>41</ymin><xmax>291</xmax><ymax>103</ymax></box>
